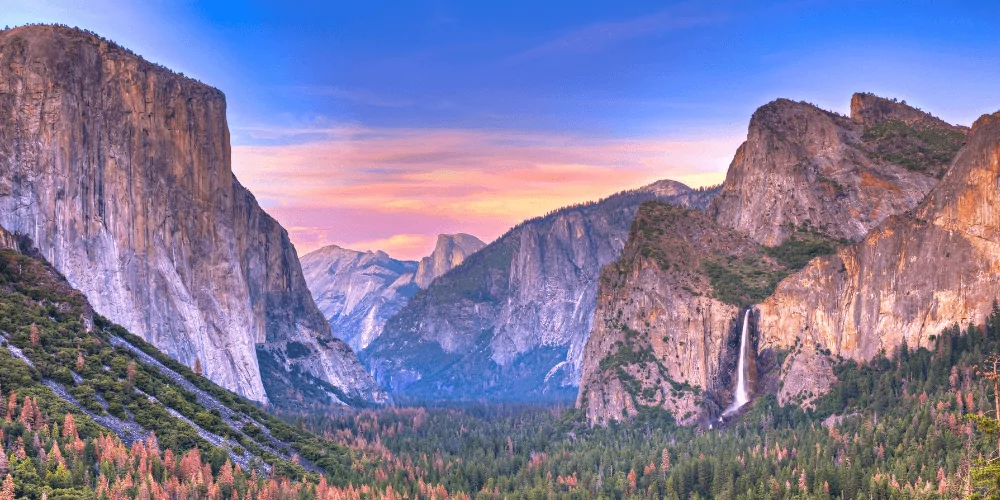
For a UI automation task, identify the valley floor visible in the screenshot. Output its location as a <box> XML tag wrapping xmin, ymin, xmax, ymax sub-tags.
<box><xmin>277</xmin><ymin>312</ymin><xmax>1000</xmax><ymax>500</ymax></box>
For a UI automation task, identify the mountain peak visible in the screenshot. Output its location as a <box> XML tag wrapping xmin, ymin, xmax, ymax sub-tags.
<box><xmin>850</xmin><ymin>92</ymin><xmax>967</xmax><ymax>132</ymax></box>
<box><xmin>414</xmin><ymin>233</ymin><xmax>486</xmax><ymax>288</ymax></box>
<box><xmin>435</xmin><ymin>232</ymin><xmax>485</xmax><ymax>250</ymax></box>
<box><xmin>709</xmin><ymin>95</ymin><xmax>940</xmax><ymax>246</ymax></box>
<box><xmin>638</xmin><ymin>179</ymin><xmax>692</xmax><ymax>198</ymax></box>
<box><xmin>2</xmin><ymin>24</ymin><xmax>223</xmax><ymax>98</ymax></box>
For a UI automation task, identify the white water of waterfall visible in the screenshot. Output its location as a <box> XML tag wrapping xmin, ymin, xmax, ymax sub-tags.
<box><xmin>723</xmin><ymin>310</ymin><xmax>751</xmax><ymax>416</ymax></box>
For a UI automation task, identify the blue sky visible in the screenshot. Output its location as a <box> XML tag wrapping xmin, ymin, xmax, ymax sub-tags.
<box><xmin>5</xmin><ymin>1</ymin><xmax>1000</xmax><ymax>258</ymax></box>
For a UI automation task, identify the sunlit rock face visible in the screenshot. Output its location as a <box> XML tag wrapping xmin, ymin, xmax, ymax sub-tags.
<box><xmin>0</xmin><ymin>25</ymin><xmax>385</xmax><ymax>405</ymax></box>
<box><xmin>577</xmin><ymin>94</ymin><xmax>971</xmax><ymax>424</ymax></box>
<box><xmin>759</xmin><ymin>110</ymin><xmax>1000</xmax><ymax>387</ymax></box>
<box><xmin>709</xmin><ymin>95</ymin><xmax>964</xmax><ymax>246</ymax></box>
<box><xmin>301</xmin><ymin>234</ymin><xmax>484</xmax><ymax>353</ymax></box>
<box><xmin>363</xmin><ymin>181</ymin><xmax>719</xmax><ymax>401</ymax></box>
<box><xmin>575</xmin><ymin>203</ymin><xmax>777</xmax><ymax>425</ymax></box>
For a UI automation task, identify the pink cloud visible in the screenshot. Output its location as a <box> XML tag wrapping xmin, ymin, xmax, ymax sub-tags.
<box><xmin>231</xmin><ymin>126</ymin><xmax>739</xmax><ymax>260</ymax></box>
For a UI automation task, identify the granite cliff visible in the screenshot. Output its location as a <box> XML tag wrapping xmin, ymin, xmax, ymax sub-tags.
<box><xmin>0</xmin><ymin>25</ymin><xmax>384</xmax><ymax>406</ymax></box>
<box><xmin>578</xmin><ymin>94</ymin><xmax>971</xmax><ymax>423</ymax></box>
<box><xmin>414</xmin><ymin>234</ymin><xmax>485</xmax><ymax>288</ymax></box>
<box><xmin>363</xmin><ymin>180</ymin><xmax>719</xmax><ymax>401</ymax></box>
<box><xmin>576</xmin><ymin>203</ymin><xmax>783</xmax><ymax>425</ymax></box>
<box><xmin>709</xmin><ymin>95</ymin><xmax>965</xmax><ymax>245</ymax></box>
<box><xmin>301</xmin><ymin>234</ymin><xmax>483</xmax><ymax>352</ymax></box>
<box><xmin>758</xmin><ymin>108</ymin><xmax>1000</xmax><ymax>405</ymax></box>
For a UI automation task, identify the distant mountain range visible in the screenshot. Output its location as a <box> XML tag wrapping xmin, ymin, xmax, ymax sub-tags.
<box><xmin>301</xmin><ymin>234</ymin><xmax>485</xmax><ymax>352</ymax></box>
<box><xmin>5</xmin><ymin>24</ymin><xmax>998</xmax><ymax>432</ymax></box>
<box><xmin>358</xmin><ymin>180</ymin><xmax>719</xmax><ymax>401</ymax></box>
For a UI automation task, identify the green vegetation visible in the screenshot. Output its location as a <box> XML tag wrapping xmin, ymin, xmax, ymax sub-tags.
<box><xmin>596</xmin><ymin>324</ymin><xmax>697</xmax><ymax>405</ymax></box>
<box><xmin>0</xmin><ymin>248</ymin><xmax>393</xmax><ymax>497</ymax></box>
<box><xmin>267</xmin><ymin>303</ymin><xmax>1000</xmax><ymax>499</ymax></box>
<box><xmin>815</xmin><ymin>174</ymin><xmax>846</xmax><ymax>196</ymax></box>
<box><xmin>863</xmin><ymin>119</ymin><xmax>966</xmax><ymax>174</ymax></box>
<box><xmin>764</xmin><ymin>228</ymin><xmax>845</xmax><ymax>270</ymax></box>
<box><xmin>702</xmin><ymin>255</ymin><xmax>787</xmax><ymax>307</ymax></box>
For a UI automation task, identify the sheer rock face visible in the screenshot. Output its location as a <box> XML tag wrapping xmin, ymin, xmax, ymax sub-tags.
<box><xmin>576</xmin><ymin>203</ymin><xmax>778</xmax><ymax>425</ymax></box>
<box><xmin>363</xmin><ymin>181</ymin><xmax>719</xmax><ymax>401</ymax></box>
<box><xmin>776</xmin><ymin>344</ymin><xmax>834</xmax><ymax>409</ymax></box>
<box><xmin>577</xmin><ymin>95</ymin><xmax>972</xmax><ymax>423</ymax></box>
<box><xmin>759</xmin><ymin>111</ymin><xmax>1000</xmax><ymax>386</ymax></box>
<box><xmin>0</xmin><ymin>25</ymin><xmax>384</xmax><ymax>405</ymax></box>
<box><xmin>708</xmin><ymin>96</ymin><xmax>961</xmax><ymax>246</ymax></box>
<box><xmin>414</xmin><ymin>234</ymin><xmax>485</xmax><ymax>288</ymax></box>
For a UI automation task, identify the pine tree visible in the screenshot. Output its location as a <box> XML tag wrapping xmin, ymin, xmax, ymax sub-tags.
<box><xmin>0</xmin><ymin>474</ymin><xmax>12</xmax><ymax>500</ymax></box>
<box><xmin>194</xmin><ymin>358</ymin><xmax>203</xmax><ymax>376</ymax></box>
<box><xmin>970</xmin><ymin>353</ymin><xmax>1000</xmax><ymax>499</ymax></box>
<box><xmin>62</xmin><ymin>413</ymin><xmax>77</xmax><ymax>440</ymax></box>
<box><xmin>29</xmin><ymin>323</ymin><xmax>39</xmax><ymax>346</ymax></box>
<box><xmin>4</xmin><ymin>393</ymin><xmax>13</xmax><ymax>423</ymax></box>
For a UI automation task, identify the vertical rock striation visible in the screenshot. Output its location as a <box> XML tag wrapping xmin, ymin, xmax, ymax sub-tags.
<box><xmin>414</xmin><ymin>234</ymin><xmax>485</xmax><ymax>288</ymax></box>
<box><xmin>0</xmin><ymin>25</ymin><xmax>384</xmax><ymax>405</ymax></box>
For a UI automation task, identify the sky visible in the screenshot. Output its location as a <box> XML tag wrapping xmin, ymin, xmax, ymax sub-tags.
<box><xmin>5</xmin><ymin>1</ymin><xmax>1000</xmax><ymax>259</ymax></box>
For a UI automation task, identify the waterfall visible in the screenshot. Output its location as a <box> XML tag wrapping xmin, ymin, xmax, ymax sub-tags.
<box><xmin>723</xmin><ymin>310</ymin><xmax>751</xmax><ymax>416</ymax></box>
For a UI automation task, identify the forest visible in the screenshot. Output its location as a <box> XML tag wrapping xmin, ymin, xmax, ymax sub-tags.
<box><xmin>3</xmin><ymin>242</ymin><xmax>1000</xmax><ymax>499</ymax></box>
<box><xmin>274</xmin><ymin>305</ymin><xmax>1000</xmax><ymax>499</ymax></box>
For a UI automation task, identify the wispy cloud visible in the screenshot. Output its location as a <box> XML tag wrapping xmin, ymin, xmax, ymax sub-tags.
<box><xmin>231</xmin><ymin>125</ymin><xmax>740</xmax><ymax>259</ymax></box>
<box><xmin>510</xmin><ymin>5</ymin><xmax>724</xmax><ymax>62</ymax></box>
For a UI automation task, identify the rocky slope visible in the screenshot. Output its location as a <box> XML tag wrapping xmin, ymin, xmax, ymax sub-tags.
<box><xmin>576</xmin><ymin>202</ymin><xmax>786</xmax><ymax>425</ymax></box>
<box><xmin>362</xmin><ymin>180</ymin><xmax>719</xmax><ymax>401</ymax></box>
<box><xmin>758</xmin><ymin>109</ymin><xmax>1000</xmax><ymax>404</ymax></box>
<box><xmin>578</xmin><ymin>94</ymin><xmax>972</xmax><ymax>424</ymax></box>
<box><xmin>708</xmin><ymin>94</ymin><xmax>966</xmax><ymax>246</ymax></box>
<box><xmin>301</xmin><ymin>233</ymin><xmax>483</xmax><ymax>352</ymax></box>
<box><xmin>0</xmin><ymin>231</ymin><xmax>362</xmax><ymax>474</ymax></box>
<box><xmin>0</xmin><ymin>25</ymin><xmax>384</xmax><ymax>406</ymax></box>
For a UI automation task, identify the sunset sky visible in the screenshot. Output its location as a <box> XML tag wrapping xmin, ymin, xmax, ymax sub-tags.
<box><xmin>6</xmin><ymin>1</ymin><xmax>1000</xmax><ymax>259</ymax></box>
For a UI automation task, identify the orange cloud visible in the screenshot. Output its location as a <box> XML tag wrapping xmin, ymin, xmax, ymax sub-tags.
<box><xmin>231</xmin><ymin>126</ymin><xmax>740</xmax><ymax>259</ymax></box>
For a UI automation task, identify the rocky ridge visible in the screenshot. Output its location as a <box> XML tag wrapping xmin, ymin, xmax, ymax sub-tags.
<box><xmin>363</xmin><ymin>180</ymin><xmax>719</xmax><ymax>401</ymax></box>
<box><xmin>708</xmin><ymin>95</ymin><xmax>965</xmax><ymax>246</ymax></box>
<box><xmin>578</xmin><ymin>94</ymin><xmax>971</xmax><ymax>424</ymax></box>
<box><xmin>0</xmin><ymin>25</ymin><xmax>384</xmax><ymax>406</ymax></box>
